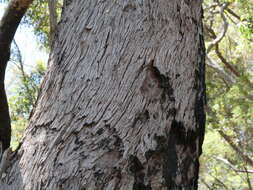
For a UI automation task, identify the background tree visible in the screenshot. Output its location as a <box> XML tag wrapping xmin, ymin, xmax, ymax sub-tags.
<box><xmin>23</xmin><ymin>0</ymin><xmax>62</xmax><ymax>48</ymax></box>
<box><xmin>1</xmin><ymin>0</ymin><xmax>206</xmax><ymax>189</ymax></box>
<box><xmin>8</xmin><ymin>40</ymin><xmax>46</xmax><ymax>148</ymax></box>
<box><xmin>200</xmin><ymin>0</ymin><xmax>253</xmax><ymax>189</ymax></box>
<box><xmin>0</xmin><ymin>0</ymin><xmax>34</xmax><ymax>156</ymax></box>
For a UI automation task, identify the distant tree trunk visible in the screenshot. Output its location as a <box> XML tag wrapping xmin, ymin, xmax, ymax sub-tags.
<box><xmin>0</xmin><ymin>0</ymin><xmax>34</xmax><ymax>152</ymax></box>
<box><xmin>1</xmin><ymin>0</ymin><xmax>206</xmax><ymax>189</ymax></box>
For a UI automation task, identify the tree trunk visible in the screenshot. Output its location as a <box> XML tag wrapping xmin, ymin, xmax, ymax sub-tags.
<box><xmin>0</xmin><ymin>0</ymin><xmax>34</xmax><ymax>152</ymax></box>
<box><xmin>1</xmin><ymin>0</ymin><xmax>206</xmax><ymax>189</ymax></box>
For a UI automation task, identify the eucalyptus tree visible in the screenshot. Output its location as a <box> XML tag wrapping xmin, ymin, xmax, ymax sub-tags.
<box><xmin>1</xmin><ymin>0</ymin><xmax>206</xmax><ymax>189</ymax></box>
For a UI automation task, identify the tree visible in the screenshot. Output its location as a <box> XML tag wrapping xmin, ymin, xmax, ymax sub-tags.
<box><xmin>200</xmin><ymin>0</ymin><xmax>253</xmax><ymax>188</ymax></box>
<box><xmin>8</xmin><ymin>40</ymin><xmax>46</xmax><ymax>148</ymax></box>
<box><xmin>0</xmin><ymin>0</ymin><xmax>34</xmax><ymax>153</ymax></box>
<box><xmin>1</xmin><ymin>0</ymin><xmax>206</xmax><ymax>189</ymax></box>
<box><xmin>24</xmin><ymin>0</ymin><xmax>62</xmax><ymax>48</ymax></box>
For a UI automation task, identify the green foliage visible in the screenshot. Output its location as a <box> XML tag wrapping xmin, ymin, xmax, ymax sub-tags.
<box><xmin>9</xmin><ymin>61</ymin><xmax>45</xmax><ymax>117</ymax></box>
<box><xmin>22</xmin><ymin>0</ymin><xmax>63</xmax><ymax>49</ymax></box>
<box><xmin>202</xmin><ymin>0</ymin><xmax>253</xmax><ymax>189</ymax></box>
<box><xmin>24</xmin><ymin>0</ymin><xmax>50</xmax><ymax>48</ymax></box>
<box><xmin>9</xmin><ymin>61</ymin><xmax>46</xmax><ymax>148</ymax></box>
<box><xmin>200</xmin><ymin>130</ymin><xmax>251</xmax><ymax>189</ymax></box>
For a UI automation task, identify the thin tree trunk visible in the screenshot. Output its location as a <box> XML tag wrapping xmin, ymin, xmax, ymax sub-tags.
<box><xmin>0</xmin><ymin>0</ymin><xmax>34</xmax><ymax>151</ymax></box>
<box><xmin>1</xmin><ymin>0</ymin><xmax>206</xmax><ymax>189</ymax></box>
<box><xmin>48</xmin><ymin>0</ymin><xmax>58</xmax><ymax>47</ymax></box>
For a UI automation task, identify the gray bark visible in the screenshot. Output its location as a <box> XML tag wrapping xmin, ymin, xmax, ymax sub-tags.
<box><xmin>1</xmin><ymin>0</ymin><xmax>206</xmax><ymax>189</ymax></box>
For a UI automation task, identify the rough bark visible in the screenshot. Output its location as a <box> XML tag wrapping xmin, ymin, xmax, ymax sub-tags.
<box><xmin>48</xmin><ymin>0</ymin><xmax>58</xmax><ymax>46</ymax></box>
<box><xmin>0</xmin><ymin>0</ymin><xmax>34</xmax><ymax>151</ymax></box>
<box><xmin>1</xmin><ymin>0</ymin><xmax>206</xmax><ymax>189</ymax></box>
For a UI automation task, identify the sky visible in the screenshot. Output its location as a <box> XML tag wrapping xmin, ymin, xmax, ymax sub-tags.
<box><xmin>0</xmin><ymin>3</ymin><xmax>48</xmax><ymax>90</ymax></box>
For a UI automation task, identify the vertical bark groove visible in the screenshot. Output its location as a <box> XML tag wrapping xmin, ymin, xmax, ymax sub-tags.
<box><xmin>1</xmin><ymin>0</ymin><xmax>205</xmax><ymax>189</ymax></box>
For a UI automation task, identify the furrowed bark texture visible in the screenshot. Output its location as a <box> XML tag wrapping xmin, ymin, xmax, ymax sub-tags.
<box><xmin>2</xmin><ymin>0</ymin><xmax>205</xmax><ymax>189</ymax></box>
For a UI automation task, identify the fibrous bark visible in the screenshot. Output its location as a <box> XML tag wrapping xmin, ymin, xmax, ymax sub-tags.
<box><xmin>2</xmin><ymin>0</ymin><xmax>206</xmax><ymax>189</ymax></box>
<box><xmin>48</xmin><ymin>0</ymin><xmax>58</xmax><ymax>46</ymax></box>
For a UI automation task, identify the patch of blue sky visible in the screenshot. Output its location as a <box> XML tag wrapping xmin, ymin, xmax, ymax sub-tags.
<box><xmin>0</xmin><ymin>2</ymin><xmax>48</xmax><ymax>91</ymax></box>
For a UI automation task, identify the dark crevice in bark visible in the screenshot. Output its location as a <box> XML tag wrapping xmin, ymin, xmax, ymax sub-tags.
<box><xmin>128</xmin><ymin>155</ymin><xmax>152</xmax><ymax>190</ymax></box>
<box><xmin>128</xmin><ymin>155</ymin><xmax>144</xmax><ymax>173</ymax></box>
<box><xmin>141</xmin><ymin>57</ymin><xmax>204</xmax><ymax>189</ymax></box>
<box><xmin>163</xmin><ymin>131</ymin><xmax>179</xmax><ymax>189</ymax></box>
<box><xmin>170</xmin><ymin>121</ymin><xmax>199</xmax><ymax>146</ymax></box>
<box><xmin>147</xmin><ymin>60</ymin><xmax>174</xmax><ymax>96</ymax></box>
<box><xmin>141</xmin><ymin>60</ymin><xmax>175</xmax><ymax>107</ymax></box>
<box><xmin>133</xmin><ymin>179</ymin><xmax>152</xmax><ymax>190</ymax></box>
<box><xmin>130</xmin><ymin>110</ymin><xmax>150</xmax><ymax>128</ymax></box>
<box><xmin>195</xmin><ymin>31</ymin><xmax>206</xmax><ymax>156</ymax></box>
<box><xmin>63</xmin><ymin>0</ymin><xmax>73</xmax><ymax>8</ymax></box>
<box><xmin>163</xmin><ymin>120</ymin><xmax>199</xmax><ymax>189</ymax></box>
<box><xmin>140</xmin><ymin>60</ymin><xmax>202</xmax><ymax>189</ymax></box>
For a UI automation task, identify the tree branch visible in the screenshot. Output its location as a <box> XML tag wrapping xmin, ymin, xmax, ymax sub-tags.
<box><xmin>0</xmin><ymin>0</ymin><xmax>34</xmax><ymax>50</ymax></box>
<box><xmin>215</xmin><ymin>44</ymin><xmax>241</xmax><ymax>78</ymax></box>
<box><xmin>244</xmin><ymin>166</ymin><xmax>253</xmax><ymax>190</ymax></box>
<box><xmin>218</xmin><ymin>130</ymin><xmax>253</xmax><ymax>167</ymax></box>
<box><xmin>12</xmin><ymin>40</ymin><xmax>36</xmax><ymax>110</ymax></box>
<box><xmin>206</xmin><ymin>55</ymin><xmax>236</xmax><ymax>85</ymax></box>
<box><xmin>199</xmin><ymin>178</ymin><xmax>213</xmax><ymax>190</ymax></box>
<box><xmin>215</xmin><ymin>156</ymin><xmax>253</xmax><ymax>190</ymax></box>
<box><xmin>225</xmin><ymin>7</ymin><xmax>241</xmax><ymax>20</ymax></box>
<box><xmin>13</xmin><ymin>40</ymin><xmax>26</xmax><ymax>77</ymax></box>
<box><xmin>206</xmin><ymin>3</ymin><xmax>229</xmax><ymax>53</ymax></box>
<box><xmin>204</xmin><ymin>7</ymin><xmax>244</xmax><ymax>80</ymax></box>
<box><xmin>209</xmin><ymin>173</ymin><xmax>230</xmax><ymax>190</ymax></box>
